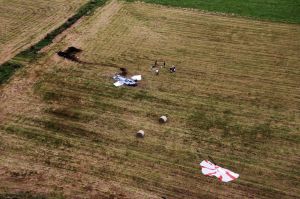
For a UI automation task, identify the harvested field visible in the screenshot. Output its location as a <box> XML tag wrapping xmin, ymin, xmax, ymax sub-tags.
<box><xmin>0</xmin><ymin>0</ymin><xmax>88</xmax><ymax>64</ymax></box>
<box><xmin>0</xmin><ymin>0</ymin><xmax>300</xmax><ymax>198</ymax></box>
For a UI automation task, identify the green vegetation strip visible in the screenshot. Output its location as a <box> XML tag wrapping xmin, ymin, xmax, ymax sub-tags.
<box><xmin>0</xmin><ymin>0</ymin><xmax>107</xmax><ymax>85</ymax></box>
<box><xmin>127</xmin><ymin>0</ymin><xmax>300</xmax><ymax>23</ymax></box>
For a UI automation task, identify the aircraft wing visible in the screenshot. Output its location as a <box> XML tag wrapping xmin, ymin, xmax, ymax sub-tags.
<box><xmin>114</xmin><ymin>81</ymin><xmax>124</xmax><ymax>87</ymax></box>
<box><xmin>131</xmin><ymin>75</ymin><xmax>142</xmax><ymax>81</ymax></box>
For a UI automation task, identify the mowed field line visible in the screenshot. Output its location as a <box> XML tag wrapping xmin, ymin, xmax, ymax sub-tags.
<box><xmin>0</xmin><ymin>0</ymin><xmax>300</xmax><ymax>198</ymax></box>
<box><xmin>0</xmin><ymin>0</ymin><xmax>88</xmax><ymax>64</ymax></box>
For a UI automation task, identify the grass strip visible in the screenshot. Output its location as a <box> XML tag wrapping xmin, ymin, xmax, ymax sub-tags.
<box><xmin>126</xmin><ymin>0</ymin><xmax>300</xmax><ymax>24</ymax></box>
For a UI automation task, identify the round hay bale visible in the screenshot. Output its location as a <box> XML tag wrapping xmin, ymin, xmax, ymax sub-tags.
<box><xmin>159</xmin><ymin>116</ymin><xmax>168</xmax><ymax>123</ymax></box>
<box><xmin>136</xmin><ymin>130</ymin><xmax>145</xmax><ymax>138</ymax></box>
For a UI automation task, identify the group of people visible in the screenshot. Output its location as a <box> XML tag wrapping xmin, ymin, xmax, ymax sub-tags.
<box><xmin>152</xmin><ymin>60</ymin><xmax>176</xmax><ymax>75</ymax></box>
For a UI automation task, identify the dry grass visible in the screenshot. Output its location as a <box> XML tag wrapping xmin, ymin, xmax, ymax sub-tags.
<box><xmin>0</xmin><ymin>0</ymin><xmax>88</xmax><ymax>64</ymax></box>
<box><xmin>0</xmin><ymin>0</ymin><xmax>300</xmax><ymax>198</ymax></box>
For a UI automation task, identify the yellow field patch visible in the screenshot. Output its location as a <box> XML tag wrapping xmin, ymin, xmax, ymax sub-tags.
<box><xmin>0</xmin><ymin>0</ymin><xmax>299</xmax><ymax>198</ymax></box>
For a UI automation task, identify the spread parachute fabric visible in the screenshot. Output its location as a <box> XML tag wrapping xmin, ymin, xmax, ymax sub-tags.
<box><xmin>200</xmin><ymin>160</ymin><xmax>239</xmax><ymax>182</ymax></box>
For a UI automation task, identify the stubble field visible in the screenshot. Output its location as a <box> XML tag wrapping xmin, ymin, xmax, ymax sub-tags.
<box><xmin>0</xmin><ymin>0</ymin><xmax>299</xmax><ymax>198</ymax></box>
<box><xmin>0</xmin><ymin>0</ymin><xmax>88</xmax><ymax>64</ymax></box>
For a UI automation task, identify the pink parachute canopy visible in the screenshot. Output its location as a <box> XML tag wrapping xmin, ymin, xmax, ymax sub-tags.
<box><xmin>200</xmin><ymin>160</ymin><xmax>239</xmax><ymax>182</ymax></box>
